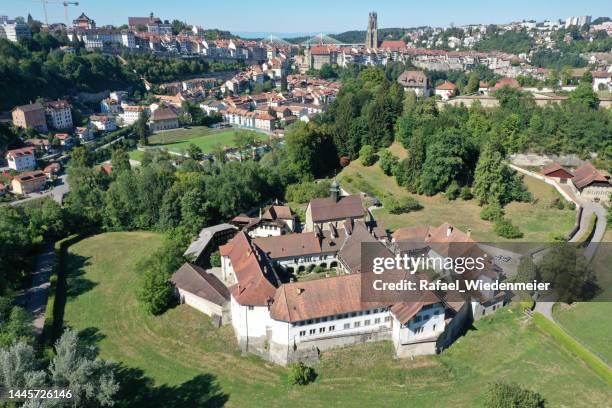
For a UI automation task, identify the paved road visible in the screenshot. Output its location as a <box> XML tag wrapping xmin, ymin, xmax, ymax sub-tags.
<box><xmin>534</xmin><ymin>293</ymin><xmax>557</xmax><ymax>321</ymax></box>
<box><xmin>18</xmin><ymin>245</ymin><xmax>56</xmax><ymax>334</ymax></box>
<box><xmin>569</xmin><ymin>202</ymin><xmax>608</xmax><ymax>260</ymax></box>
<box><xmin>9</xmin><ymin>174</ymin><xmax>69</xmax><ymax>206</ymax></box>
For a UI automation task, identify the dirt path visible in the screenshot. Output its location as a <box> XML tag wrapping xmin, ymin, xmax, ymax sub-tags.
<box><xmin>18</xmin><ymin>245</ymin><xmax>55</xmax><ymax>334</ymax></box>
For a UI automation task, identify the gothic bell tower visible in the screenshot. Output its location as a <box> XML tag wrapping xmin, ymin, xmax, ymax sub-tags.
<box><xmin>366</xmin><ymin>12</ymin><xmax>378</xmax><ymax>49</ymax></box>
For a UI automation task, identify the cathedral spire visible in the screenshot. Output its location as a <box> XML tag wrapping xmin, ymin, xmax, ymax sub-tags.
<box><xmin>366</xmin><ymin>11</ymin><xmax>378</xmax><ymax>49</ymax></box>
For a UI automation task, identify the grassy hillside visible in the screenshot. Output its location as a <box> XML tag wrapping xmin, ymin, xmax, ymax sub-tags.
<box><xmin>338</xmin><ymin>144</ymin><xmax>576</xmax><ymax>242</ymax></box>
<box><xmin>60</xmin><ymin>232</ymin><xmax>611</xmax><ymax>407</ymax></box>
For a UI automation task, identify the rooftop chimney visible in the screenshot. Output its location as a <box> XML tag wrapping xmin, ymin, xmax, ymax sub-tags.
<box><xmin>467</xmin><ymin>228</ymin><xmax>472</xmax><ymax>239</ymax></box>
<box><xmin>446</xmin><ymin>225</ymin><xmax>453</xmax><ymax>237</ymax></box>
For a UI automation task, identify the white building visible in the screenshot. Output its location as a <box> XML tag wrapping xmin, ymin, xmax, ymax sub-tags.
<box><xmin>75</xmin><ymin>126</ymin><xmax>95</xmax><ymax>142</ymax></box>
<box><xmin>592</xmin><ymin>71</ymin><xmax>612</xmax><ymax>92</ymax></box>
<box><xmin>435</xmin><ymin>81</ymin><xmax>458</xmax><ymax>100</ymax></box>
<box><xmin>5</xmin><ymin>147</ymin><xmax>36</xmax><ymax>171</ymax></box>
<box><xmin>45</xmin><ymin>100</ymin><xmax>73</xmax><ymax>130</ymax></box>
<box><xmin>89</xmin><ymin>115</ymin><xmax>117</xmax><ymax>132</ymax></box>
<box><xmin>397</xmin><ymin>70</ymin><xmax>430</xmax><ymax>97</ymax></box>
<box><xmin>174</xmin><ymin>201</ymin><xmax>504</xmax><ymax>366</ymax></box>
<box><xmin>171</xmin><ymin>263</ymin><xmax>231</xmax><ymax>324</ymax></box>
<box><xmin>100</xmin><ymin>98</ymin><xmax>122</xmax><ymax>115</ymax></box>
<box><xmin>565</xmin><ymin>16</ymin><xmax>591</xmax><ymax>29</ymax></box>
<box><xmin>120</xmin><ymin>105</ymin><xmax>148</xmax><ymax>126</ymax></box>
<box><xmin>0</xmin><ymin>20</ymin><xmax>31</xmax><ymax>43</ymax></box>
<box><xmin>200</xmin><ymin>100</ymin><xmax>227</xmax><ymax>115</ymax></box>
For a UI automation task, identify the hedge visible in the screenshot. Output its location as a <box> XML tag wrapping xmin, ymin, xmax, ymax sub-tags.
<box><xmin>532</xmin><ymin>313</ymin><xmax>612</xmax><ymax>385</ymax></box>
<box><xmin>575</xmin><ymin>213</ymin><xmax>597</xmax><ymax>245</ymax></box>
<box><xmin>41</xmin><ymin>233</ymin><xmax>86</xmax><ymax>348</ymax></box>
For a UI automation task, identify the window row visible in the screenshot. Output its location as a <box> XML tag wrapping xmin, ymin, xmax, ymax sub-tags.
<box><xmin>298</xmin><ymin>316</ymin><xmax>392</xmax><ymax>337</ymax></box>
<box><xmin>294</xmin><ymin>308</ymin><xmax>389</xmax><ymax>327</ymax></box>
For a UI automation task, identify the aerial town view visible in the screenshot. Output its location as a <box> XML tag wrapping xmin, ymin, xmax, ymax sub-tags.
<box><xmin>0</xmin><ymin>0</ymin><xmax>611</xmax><ymax>407</ymax></box>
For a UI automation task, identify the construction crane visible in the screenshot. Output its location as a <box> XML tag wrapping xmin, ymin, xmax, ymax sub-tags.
<box><xmin>33</xmin><ymin>0</ymin><xmax>79</xmax><ymax>26</ymax></box>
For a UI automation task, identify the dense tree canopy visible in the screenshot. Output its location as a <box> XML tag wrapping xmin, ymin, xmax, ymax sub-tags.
<box><xmin>0</xmin><ymin>38</ymin><xmax>141</xmax><ymax>110</ymax></box>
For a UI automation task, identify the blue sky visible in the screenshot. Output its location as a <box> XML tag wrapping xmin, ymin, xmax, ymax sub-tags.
<box><xmin>3</xmin><ymin>0</ymin><xmax>611</xmax><ymax>34</ymax></box>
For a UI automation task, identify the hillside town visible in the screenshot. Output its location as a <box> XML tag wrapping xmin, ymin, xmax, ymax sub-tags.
<box><xmin>0</xmin><ymin>3</ymin><xmax>611</xmax><ymax>407</ymax></box>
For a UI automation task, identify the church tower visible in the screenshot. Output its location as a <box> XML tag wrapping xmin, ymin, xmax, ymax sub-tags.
<box><xmin>366</xmin><ymin>12</ymin><xmax>378</xmax><ymax>49</ymax></box>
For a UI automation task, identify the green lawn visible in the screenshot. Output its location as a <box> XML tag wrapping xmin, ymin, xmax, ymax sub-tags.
<box><xmin>128</xmin><ymin>150</ymin><xmax>144</xmax><ymax>162</ymax></box>
<box><xmin>338</xmin><ymin>146</ymin><xmax>576</xmax><ymax>242</ymax></box>
<box><xmin>60</xmin><ymin>232</ymin><xmax>611</xmax><ymax>407</ymax></box>
<box><xmin>148</xmin><ymin>126</ymin><xmax>269</xmax><ymax>154</ymax></box>
<box><xmin>550</xmin><ymin>229</ymin><xmax>612</xmax><ymax>364</ymax></box>
<box><xmin>553</xmin><ymin>303</ymin><xmax>612</xmax><ymax>364</ymax></box>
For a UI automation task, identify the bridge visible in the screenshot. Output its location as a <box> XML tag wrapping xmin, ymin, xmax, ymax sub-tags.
<box><xmin>301</xmin><ymin>33</ymin><xmax>363</xmax><ymax>47</ymax></box>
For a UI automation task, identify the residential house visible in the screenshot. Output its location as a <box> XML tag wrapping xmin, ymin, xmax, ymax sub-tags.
<box><xmin>6</xmin><ymin>147</ymin><xmax>36</xmax><ymax>171</ymax></box>
<box><xmin>592</xmin><ymin>71</ymin><xmax>612</xmax><ymax>92</ymax></box>
<box><xmin>397</xmin><ymin>70</ymin><xmax>430</xmax><ymax>97</ymax></box>
<box><xmin>237</xmin><ymin>205</ymin><xmax>296</xmax><ymax>238</ymax></box>
<box><xmin>73</xmin><ymin>13</ymin><xmax>96</xmax><ymax>29</ymax></box>
<box><xmin>120</xmin><ymin>105</ymin><xmax>148</xmax><ymax>126</ymax></box>
<box><xmin>11</xmin><ymin>171</ymin><xmax>47</xmax><ymax>195</ymax></box>
<box><xmin>254</xmin><ymin>113</ymin><xmax>275</xmax><ymax>132</ymax></box>
<box><xmin>100</xmin><ymin>98</ymin><xmax>122</xmax><ymax>115</ymax></box>
<box><xmin>89</xmin><ymin>115</ymin><xmax>117</xmax><ymax>132</ymax></box>
<box><xmin>435</xmin><ymin>81</ymin><xmax>458</xmax><ymax>100</ymax></box>
<box><xmin>11</xmin><ymin>103</ymin><xmax>48</xmax><ymax>132</ymax></box>
<box><xmin>54</xmin><ymin>133</ymin><xmax>74</xmax><ymax>148</ymax></box>
<box><xmin>149</xmin><ymin>108</ymin><xmax>179</xmax><ymax>132</ymax></box>
<box><xmin>43</xmin><ymin>162</ymin><xmax>60</xmax><ymax>180</ymax></box>
<box><xmin>45</xmin><ymin>100</ymin><xmax>73</xmax><ymax>130</ymax></box>
<box><xmin>75</xmin><ymin>126</ymin><xmax>95</xmax><ymax>142</ymax></box>
<box><xmin>25</xmin><ymin>138</ymin><xmax>51</xmax><ymax>154</ymax></box>
<box><xmin>200</xmin><ymin>100</ymin><xmax>227</xmax><ymax>115</ymax></box>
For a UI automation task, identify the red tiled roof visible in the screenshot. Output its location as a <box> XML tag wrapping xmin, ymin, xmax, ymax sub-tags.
<box><xmin>380</xmin><ymin>40</ymin><xmax>406</xmax><ymax>51</ymax></box>
<box><xmin>491</xmin><ymin>77</ymin><xmax>520</xmax><ymax>90</ymax></box>
<box><xmin>151</xmin><ymin>108</ymin><xmax>178</xmax><ymax>121</ymax></box>
<box><xmin>220</xmin><ymin>232</ymin><xmax>278</xmax><ymax>306</ymax></box>
<box><xmin>6</xmin><ymin>147</ymin><xmax>35</xmax><ymax>158</ymax></box>
<box><xmin>44</xmin><ymin>163</ymin><xmax>60</xmax><ymax>173</ymax></box>
<box><xmin>540</xmin><ymin>163</ymin><xmax>573</xmax><ymax>178</ymax></box>
<box><xmin>262</xmin><ymin>205</ymin><xmax>293</xmax><ymax>220</ymax></box>
<box><xmin>13</xmin><ymin>171</ymin><xmax>46</xmax><ymax>183</ymax></box>
<box><xmin>270</xmin><ymin>274</ymin><xmax>389</xmax><ymax>323</ymax></box>
<box><xmin>436</xmin><ymin>81</ymin><xmax>457</xmax><ymax>91</ymax></box>
<box><xmin>308</xmin><ymin>194</ymin><xmax>364</xmax><ymax>223</ymax></box>
<box><xmin>572</xmin><ymin>163</ymin><xmax>610</xmax><ymax>189</ymax></box>
<box><xmin>256</xmin><ymin>113</ymin><xmax>275</xmax><ymax>121</ymax></box>
<box><xmin>171</xmin><ymin>263</ymin><xmax>230</xmax><ymax>306</ymax></box>
<box><xmin>46</xmin><ymin>100</ymin><xmax>71</xmax><ymax>110</ymax></box>
<box><xmin>12</xmin><ymin>103</ymin><xmax>44</xmax><ymax>113</ymax></box>
<box><xmin>100</xmin><ymin>163</ymin><xmax>113</xmax><ymax>174</ymax></box>
<box><xmin>390</xmin><ymin>292</ymin><xmax>441</xmax><ymax>324</ymax></box>
<box><xmin>253</xmin><ymin>233</ymin><xmax>322</xmax><ymax>258</ymax></box>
